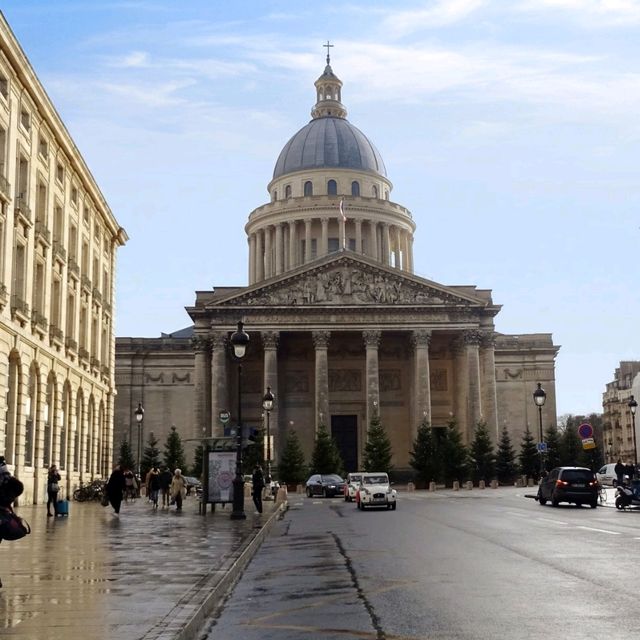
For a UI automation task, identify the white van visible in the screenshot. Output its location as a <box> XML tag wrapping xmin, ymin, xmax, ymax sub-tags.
<box><xmin>596</xmin><ymin>463</ymin><xmax>627</xmax><ymax>487</ymax></box>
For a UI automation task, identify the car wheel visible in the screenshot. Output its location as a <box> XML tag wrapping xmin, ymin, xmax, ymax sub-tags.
<box><xmin>538</xmin><ymin>496</ymin><xmax>547</xmax><ymax>505</ymax></box>
<box><xmin>616</xmin><ymin>496</ymin><xmax>625</xmax><ymax>510</ymax></box>
<box><xmin>306</xmin><ymin>488</ymin><xmax>312</xmax><ymax>498</ymax></box>
<box><xmin>552</xmin><ymin>496</ymin><xmax>560</xmax><ymax>507</ymax></box>
<box><xmin>590</xmin><ymin>500</ymin><xmax>598</xmax><ymax>508</ymax></box>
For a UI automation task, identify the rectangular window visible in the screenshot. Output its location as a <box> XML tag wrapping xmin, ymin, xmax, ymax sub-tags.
<box><xmin>20</xmin><ymin>109</ymin><xmax>30</xmax><ymax>131</ymax></box>
<box><xmin>83</xmin><ymin>204</ymin><xmax>90</xmax><ymax>225</ymax></box>
<box><xmin>35</xmin><ymin>181</ymin><xmax>47</xmax><ymax>225</ymax></box>
<box><xmin>38</xmin><ymin>135</ymin><xmax>49</xmax><ymax>159</ymax></box>
<box><xmin>66</xmin><ymin>292</ymin><xmax>75</xmax><ymax>337</ymax></box>
<box><xmin>328</xmin><ymin>238</ymin><xmax>339</xmax><ymax>253</ymax></box>
<box><xmin>13</xmin><ymin>242</ymin><xmax>26</xmax><ymax>300</ymax></box>
<box><xmin>71</xmin><ymin>186</ymin><xmax>78</xmax><ymax>205</ymax></box>
<box><xmin>56</xmin><ymin>163</ymin><xmax>64</xmax><ymax>184</ymax></box>
<box><xmin>51</xmin><ymin>276</ymin><xmax>61</xmax><ymax>327</ymax></box>
<box><xmin>0</xmin><ymin>71</ymin><xmax>8</xmax><ymax>99</ymax></box>
<box><xmin>0</xmin><ymin>127</ymin><xmax>6</xmax><ymax>177</ymax></box>
<box><xmin>33</xmin><ymin>261</ymin><xmax>45</xmax><ymax>315</ymax></box>
<box><xmin>16</xmin><ymin>155</ymin><xmax>29</xmax><ymax>201</ymax></box>
<box><xmin>53</xmin><ymin>205</ymin><xmax>64</xmax><ymax>244</ymax></box>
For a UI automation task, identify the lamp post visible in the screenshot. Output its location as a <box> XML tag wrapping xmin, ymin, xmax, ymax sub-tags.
<box><xmin>134</xmin><ymin>402</ymin><xmax>144</xmax><ymax>477</ymax></box>
<box><xmin>262</xmin><ymin>387</ymin><xmax>274</xmax><ymax>485</ymax></box>
<box><xmin>629</xmin><ymin>395</ymin><xmax>638</xmax><ymax>476</ymax></box>
<box><xmin>230</xmin><ymin>321</ymin><xmax>249</xmax><ymax>520</ymax></box>
<box><xmin>533</xmin><ymin>383</ymin><xmax>546</xmax><ymax>474</ymax></box>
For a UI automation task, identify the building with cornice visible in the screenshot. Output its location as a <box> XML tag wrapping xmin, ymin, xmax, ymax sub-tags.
<box><xmin>0</xmin><ymin>14</ymin><xmax>127</xmax><ymax>504</ymax></box>
<box><xmin>115</xmin><ymin>57</ymin><xmax>558</xmax><ymax>475</ymax></box>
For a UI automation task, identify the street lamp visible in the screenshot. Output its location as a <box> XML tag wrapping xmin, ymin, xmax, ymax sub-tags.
<box><xmin>533</xmin><ymin>383</ymin><xmax>546</xmax><ymax>473</ymax></box>
<box><xmin>134</xmin><ymin>402</ymin><xmax>144</xmax><ymax>477</ymax></box>
<box><xmin>230</xmin><ymin>320</ymin><xmax>250</xmax><ymax>520</ymax></box>
<box><xmin>629</xmin><ymin>395</ymin><xmax>638</xmax><ymax>475</ymax></box>
<box><xmin>262</xmin><ymin>387</ymin><xmax>274</xmax><ymax>485</ymax></box>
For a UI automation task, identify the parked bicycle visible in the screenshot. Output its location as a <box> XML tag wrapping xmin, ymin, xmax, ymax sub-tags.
<box><xmin>73</xmin><ymin>479</ymin><xmax>106</xmax><ymax>502</ymax></box>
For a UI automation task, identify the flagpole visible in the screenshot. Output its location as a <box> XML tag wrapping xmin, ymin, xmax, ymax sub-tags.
<box><xmin>340</xmin><ymin>199</ymin><xmax>346</xmax><ymax>249</ymax></box>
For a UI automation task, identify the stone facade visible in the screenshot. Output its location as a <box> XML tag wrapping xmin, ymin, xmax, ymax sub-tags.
<box><xmin>114</xmin><ymin>56</ymin><xmax>559</xmax><ymax>474</ymax></box>
<box><xmin>0</xmin><ymin>15</ymin><xmax>127</xmax><ymax>503</ymax></box>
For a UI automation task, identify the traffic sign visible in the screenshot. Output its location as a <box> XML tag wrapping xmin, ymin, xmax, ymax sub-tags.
<box><xmin>219</xmin><ymin>410</ymin><xmax>230</xmax><ymax>425</ymax></box>
<box><xmin>578</xmin><ymin>423</ymin><xmax>593</xmax><ymax>439</ymax></box>
<box><xmin>537</xmin><ymin>442</ymin><xmax>547</xmax><ymax>453</ymax></box>
<box><xmin>581</xmin><ymin>437</ymin><xmax>596</xmax><ymax>450</ymax></box>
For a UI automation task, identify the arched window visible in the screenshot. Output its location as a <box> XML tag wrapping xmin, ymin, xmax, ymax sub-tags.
<box><xmin>272</xmin><ymin>190</ymin><xmax>277</xmax><ymax>202</ymax></box>
<box><xmin>327</xmin><ymin>180</ymin><xmax>337</xmax><ymax>195</ymax></box>
<box><xmin>384</xmin><ymin>190</ymin><xmax>390</xmax><ymax>200</ymax></box>
<box><xmin>285</xmin><ymin>185</ymin><xmax>292</xmax><ymax>199</ymax></box>
<box><xmin>351</xmin><ymin>181</ymin><xmax>360</xmax><ymax>197</ymax></box>
<box><xmin>372</xmin><ymin>185</ymin><xmax>378</xmax><ymax>198</ymax></box>
<box><xmin>304</xmin><ymin>181</ymin><xmax>313</xmax><ymax>197</ymax></box>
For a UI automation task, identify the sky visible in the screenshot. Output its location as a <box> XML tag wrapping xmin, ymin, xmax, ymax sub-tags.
<box><xmin>2</xmin><ymin>0</ymin><xmax>639</xmax><ymax>417</ymax></box>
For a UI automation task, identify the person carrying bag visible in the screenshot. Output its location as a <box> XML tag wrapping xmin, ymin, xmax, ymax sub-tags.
<box><xmin>46</xmin><ymin>464</ymin><xmax>61</xmax><ymax>517</ymax></box>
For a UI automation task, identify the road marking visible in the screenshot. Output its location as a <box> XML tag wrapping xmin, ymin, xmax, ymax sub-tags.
<box><xmin>576</xmin><ymin>526</ymin><xmax>620</xmax><ymax>535</ymax></box>
<box><xmin>537</xmin><ymin>518</ymin><xmax>568</xmax><ymax>525</ymax></box>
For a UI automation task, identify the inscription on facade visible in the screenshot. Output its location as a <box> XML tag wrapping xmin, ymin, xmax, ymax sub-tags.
<box><xmin>380</xmin><ymin>369</ymin><xmax>401</xmax><ymax>392</ymax></box>
<box><xmin>329</xmin><ymin>369</ymin><xmax>361</xmax><ymax>392</ymax></box>
<box><xmin>430</xmin><ymin>369</ymin><xmax>448</xmax><ymax>392</ymax></box>
<box><xmin>285</xmin><ymin>371</ymin><xmax>309</xmax><ymax>393</ymax></box>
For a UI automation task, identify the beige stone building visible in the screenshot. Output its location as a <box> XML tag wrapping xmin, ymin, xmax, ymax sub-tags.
<box><xmin>115</xmin><ymin>57</ymin><xmax>559</xmax><ymax>476</ymax></box>
<box><xmin>0</xmin><ymin>14</ymin><xmax>127</xmax><ymax>503</ymax></box>
<box><xmin>602</xmin><ymin>361</ymin><xmax>640</xmax><ymax>463</ymax></box>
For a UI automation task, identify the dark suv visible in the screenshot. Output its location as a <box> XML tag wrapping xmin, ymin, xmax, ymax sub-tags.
<box><xmin>537</xmin><ymin>466</ymin><xmax>599</xmax><ymax>508</ymax></box>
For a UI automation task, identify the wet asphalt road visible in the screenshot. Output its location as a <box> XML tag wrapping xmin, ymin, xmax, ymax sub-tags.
<box><xmin>203</xmin><ymin>487</ymin><xmax>640</xmax><ymax>640</ymax></box>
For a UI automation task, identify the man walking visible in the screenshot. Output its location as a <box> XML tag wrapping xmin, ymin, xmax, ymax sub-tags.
<box><xmin>252</xmin><ymin>464</ymin><xmax>265</xmax><ymax>514</ymax></box>
<box><xmin>159</xmin><ymin>466</ymin><xmax>172</xmax><ymax>508</ymax></box>
<box><xmin>615</xmin><ymin>459</ymin><xmax>625</xmax><ymax>486</ymax></box>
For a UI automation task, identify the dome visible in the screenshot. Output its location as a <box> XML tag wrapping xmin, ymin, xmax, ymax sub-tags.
<box><xmin>272</xmin><ymin>117</ymin><xmax>387</xmax><ymax>180</ymax></box>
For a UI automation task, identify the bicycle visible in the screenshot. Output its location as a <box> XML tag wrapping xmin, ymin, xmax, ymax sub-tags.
<box><xmin>73</xmin><ymin>479</ymin><xmax>106</xmax><ymax>502</ymax></box>
<box><xmin>598</xmin><ymin>485</ymin><xmax>607</xmax><ymax>505</ymax></box>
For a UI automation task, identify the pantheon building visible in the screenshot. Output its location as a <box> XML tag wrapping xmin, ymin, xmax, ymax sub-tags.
<box><xmin>115</xmin><ymin>56</ymin><xmax>559</xmax><ymax>474</ymax></box>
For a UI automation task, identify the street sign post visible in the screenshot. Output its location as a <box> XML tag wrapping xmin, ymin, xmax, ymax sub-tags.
<box><xmin>537</xmin><ymin>442</ymin><xmax>547</xmax><ymax>453</ymax></box>
<box><xmin>578</xmin><ymin>423</ymin><xmax>593</xmax><ymax>439</ymax></box>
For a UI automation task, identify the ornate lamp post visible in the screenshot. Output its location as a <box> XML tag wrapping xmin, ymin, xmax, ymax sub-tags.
<box><xmin>629</xmin><ymin>395</ymin><xmax>638</xmax><ymax>476</ymax></box>
<box><xmin>134</xmin><ymin>402</ymin><xmax>144</xmax><ymax>477</ymax></box>
<box><xmin>262</xmin><ymin>387</ymin><xmax>274</xmax><ymax>486</ymax></box>
<box><xmin>533</xmin><ymin>383</ymin><xmax>546</xmax><ymax>473</ymax></box>
<box><xmin>230</xmin><ymin>321</ymin><xmax>249</xmax><ymax>520</ymax></box>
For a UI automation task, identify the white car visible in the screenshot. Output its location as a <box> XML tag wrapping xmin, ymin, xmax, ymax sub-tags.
<box><xmin>356</xmin><ymin>472</ymin><xmax>397</xmax><ymax>510</ymax></box>
<box><xmin>344</xmin><ymin>472</ymin><xmax>364</xmax><ymax>502</ymax></box>
<box><xmin>596</xmin><ymin>463</ymin><xmax>628</xmax><ymax>487</ymax></box>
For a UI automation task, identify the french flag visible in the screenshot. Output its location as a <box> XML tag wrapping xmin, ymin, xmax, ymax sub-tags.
<box><xmin>339</xmin><ymin>198</ymin><xmax>346</xmax><ymax>222</ymax></box>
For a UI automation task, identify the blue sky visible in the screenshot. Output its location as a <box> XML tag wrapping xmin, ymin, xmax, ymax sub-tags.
<box><xmin>3</xmin><ymin>0</ymin><xmax>640</xmax><ymax>417</ymax></box>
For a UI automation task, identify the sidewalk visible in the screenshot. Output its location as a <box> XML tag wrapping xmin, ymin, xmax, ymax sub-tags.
<box><xmin>0</xmin><ymin>494</ymin><xmax>283</xmax><ymax>640</ymax></box>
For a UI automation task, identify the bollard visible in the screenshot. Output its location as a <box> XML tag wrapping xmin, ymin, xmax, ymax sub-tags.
<box><xmin>465</xmin><ymin>480</ymin><xmax>473</xmax><ymax>490</ymax></box>
<box><xmin>479</xmin><ymin>480</ymin><xmax>485</xmax><ymax>490</ymax></box>
<box><xmin>428</xmin><ymin>481</ymin><xmax>436</xmax><ymax>492</ymax></box>
<box><xmin>490</xmin><ymin>479</ymin><xmax>498</xmax><ymax>489</ymax></box>
<box><xmin>453</xmin><ymin>480</ymin><xmax>460</xmax><ymax>491</ymax></box>
<box><xmin>527</xmin><ymin>477</ymin><xmax>534</xmax><ymax>487</ymax></box>
<box><xmin>276</xmin><ymin>486</ymin><xmax>288</xmax><ymax>503</ymax></box>
<box><xmin>296</xmin><ymin>484</ymin><xmax>304</xmax><ymax>494</ymax></box>
<box><xmin>407</xmin><ymin>481</ymin><xmax>415</xmax><ymax>492</ymax></box>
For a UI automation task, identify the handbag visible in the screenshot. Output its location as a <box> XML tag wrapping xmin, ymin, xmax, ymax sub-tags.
<box><xmin>49</xmin><ymin>482</ymin><xmax>59</xmax><ymax>492</ymax></box>
<box><xmin>0</xmin><ymin>507</ymin><xmax>31</xmax><ymax>541</ymax></box>
<box><xmin>101</xmin><ymin>493</ymin><xmax>110</xmax><ymax>507</ymax></box>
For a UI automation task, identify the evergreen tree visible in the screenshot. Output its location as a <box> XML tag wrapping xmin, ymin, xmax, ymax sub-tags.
<box><xmin>468</xmin><ymin>420</ymin><xmax>496</xmax><ymax>483</ymax></box>
<box><xmin>441</xmin><ymin>418</ymin><xmax>468</xmax><ymax>486</ymax></box>
<box><xmin>192</xmin><ymin>445</ymin><xmax>204</xmax><ymax>479</ymax></box>
<box><xmin>140</xmin><ymin>431</ymin><xmax>161</xmax><ymax>480</ymax></box>
<box><xmin>544</xmin><ymin>423</ymin><xmax>561</xmax><ymax>471</ymax></box>
<box><xmin>278</xmin><ymin>430</ymin><xmax>307</xmax><ymax>486</ymax></box>
<box><xmin>163</xmin><ymin>425</ymin><xmax>187</xmax><ymax>472</ymax></box>
<box><xmin>559</xmin><ymin>426</ymin><xmax>582</xmax><ymax>466</ymax></box>
<box><xmin>311</xmin><ymin>424</ymin><xmax>344</xmax><ymax>475</ymax></box>
<box><xmin>117</xmin><ymin>438</ymin><xmax>136</xmax><ymax>471</ymax></box>
<box><xmin>409</xmin><ymin>418</ymin><xmax>438</xmax><ymax>487</ymax></box>
<box><xmin>519</xmin><ymin>426</ymin><xmax>539</xmax><ymax>481</ymax></box>
<box><xmin>362</xmin><ymin>413</ymin><xmax>393</xmax><ymax>473</ymax></box>
<box><xmin>495</xmin><ymin>426</ymin><xmax>518</xmax><ymax>485</ymax></box>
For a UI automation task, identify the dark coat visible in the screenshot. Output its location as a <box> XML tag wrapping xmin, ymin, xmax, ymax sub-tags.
<box><xmin>252</xmin><ymin>468</ymin><xmax>265</xmax><ymax>494</ymax></box>
<box><xmin>106</xmin><ymin>468</ymin><xmax>126</xmax><ymax>498</ymax></box>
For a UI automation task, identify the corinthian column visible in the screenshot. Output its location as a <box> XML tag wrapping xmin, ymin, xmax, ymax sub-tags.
<box><xmin>210</xmin><ymin>332</ymin><xmax>228</xmax><ymax>438</ymax></box>
<box><xmin>275</xmin><ymin>223</ymin><xmax>284</xmax><ymax>275</ymax></box>
<box><xmin>480</xmin><ymin>331</ymin><xmax>499</xmax><ymax>440</ymax></box>
<box><xmin>363</xmin><ymin>330</ymin><xmax>381</xmax><ymax>428</ymax></box>
<box><xmin>262</xmin><ymin>331</ymin><xmax>280</xmax><ymax>459</ymax></box>
<box><xmin>451</xmin><ymin>336</ymin><xmax>469</xmax><ymax>443</ymax></box>
<box><xmin>464</xmin><ymin>330</ymin><xmax>483</xmax><ymax>431</ymax></box>
<box><xmin>313</xmin><ymin>331</ymin><xmax>330</xmax><ymax>432</ymax></box>
<box><xmin>191</xmin><ymin>334</ymin><xmax>211</xmax><ymax>440</ymax></box>
<box><xmin>288</xmin><ymin>220</ymin><xmax>297</xmax><ymax>269</ymax></box>
<box><xmin>412</xmin><ymin>330</ymin><xmax>432</xmax><ymax>440</ymax></box>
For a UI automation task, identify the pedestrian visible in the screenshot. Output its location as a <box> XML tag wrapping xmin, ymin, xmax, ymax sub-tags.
<box><xmin>46</xmin><ymin>464</ymin><xmax>61</xmax><ymax>517</ymax></box>
<box><xmin>169</xmin><ymin>468</ymin><xmax>187</xmax><ymax>511</ymax></box>
<box><xmin>252</xmin><ymin>464</ymin><xmax>265</xmax><ymax>514</ymax></box>
<box><xmin>123</xmin><ymin>469</ymin><xmax>136</xmax><ymax>500</ymax></box>
<box><xmin>626</xmin><ymin>462</ymin><xmax>635</xmax><ymax>483</ymax></box>
<box><xmin>106</xmin><ymin>464</ymin><xmax>126</xmax><ymax>514</ymax></box>
<box><xmin>615</xmin><ymin>459</ymin><xmax>625</xmax><ymax>486</ymax></box>
<box><xmin>159</xmin><ymin>466</ymin><xmax>172</xmax><ymax>508</ymax></box>
<box><xmin>0</xmin><ymin>461</ymin><xmax>25</xmax><ymax>590</ymax></box>
<box><xmin>148</xmin><ymin>467</ymin><xmax>160</xmax><ymax>509</ymax></box>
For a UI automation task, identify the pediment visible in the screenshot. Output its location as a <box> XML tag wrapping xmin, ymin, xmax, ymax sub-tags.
<box><xmin>211</xmin><ymin>255</ymin><xmax>489</xmax><ymax>309</ymax></box>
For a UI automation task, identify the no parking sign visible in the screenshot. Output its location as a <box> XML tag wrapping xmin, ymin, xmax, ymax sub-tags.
<box><xmin>578</xmin><ymin>423</ymin><xmax>596</xmax><ymax>450</ymax></box>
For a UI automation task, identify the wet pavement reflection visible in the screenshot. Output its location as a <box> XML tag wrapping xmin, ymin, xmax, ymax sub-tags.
<box><xmin>0</xmin><ymin>496</ymin><xmax>274</xmax><ymax>640</ymax></box>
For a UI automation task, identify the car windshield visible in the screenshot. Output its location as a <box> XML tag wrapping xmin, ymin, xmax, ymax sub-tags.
<box><xmin>349</xmin><ymin>475</ymin><xmax>362</xmax><ymax>483</ymax></box>
<box><xmin>363</xmin><ymin>475</ymin><xmax>388</xmax><ymax>485</ymax></box>
<box><xmin>562</xmin><ymin>470</ymin><xmax>594</xmax><ymax>482</ymax></box>
<box><xmin>321</xmin><ymin>475</ymin><xmax>343</xmax><ymax>483</ymax></box>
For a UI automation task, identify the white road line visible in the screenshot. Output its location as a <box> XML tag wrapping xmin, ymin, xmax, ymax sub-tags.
<box><xmin>537</xmin><ymin>518</ymin><xmax>568</xmax><ymax>525</ymax></box>
<box><xmin>576</xmin><ymin>526</ymin><xmax>621</xmax><ymax>535</ymax></box>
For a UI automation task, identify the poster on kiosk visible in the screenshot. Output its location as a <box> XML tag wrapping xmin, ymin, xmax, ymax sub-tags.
<box><xmin>207</xmin><ymin>451</ymin><xmax>236</xmax><ymax>503</ymax></box>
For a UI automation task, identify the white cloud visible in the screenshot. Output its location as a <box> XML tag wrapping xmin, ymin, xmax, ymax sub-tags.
<box><xmin>517</xmin><ymin>0</ymin><xmax>640</xmax><ymax>26</ymax></box>
<box><xmin>383</xmin><ymin>0</ymin><xmax>487</xmax><ymax>36</ymax></box>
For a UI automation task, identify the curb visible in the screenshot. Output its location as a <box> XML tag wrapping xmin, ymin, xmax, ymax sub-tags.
<box><xmin>169</xmin><ymin>500</ymin><xmax>287</xmax><ymax>640</ymax></box>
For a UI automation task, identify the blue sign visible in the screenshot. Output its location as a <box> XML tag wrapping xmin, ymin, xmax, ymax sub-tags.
<box><xmin>578</xmin><ymin>423</ymin><xmax>593</xmax><ymax>439</ymax></box>
<box><xmin>537</xmin><ymin>442</ymin><xmax>547</xmax><ymax>453</ymax></box>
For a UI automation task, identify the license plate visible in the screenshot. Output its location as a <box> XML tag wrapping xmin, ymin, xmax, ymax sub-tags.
<box><xmin>573</xmin><ymin>483</ymin><xmax>585</xmax><ymax>487</ymax></box>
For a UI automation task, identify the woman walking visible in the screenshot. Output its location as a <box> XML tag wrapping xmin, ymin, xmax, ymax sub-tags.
<box><xmin>46</xmin><ymin>465</ymin><xmax>61</xmax><ymax>517</ymax></box>
<box><xmin>169</xmin><ymin>468</ymin><xmax>187</xmax><ymax>511</ymax></box>
<box><xmin>106</xmin><ymin>465</ymin><xmax>126</xmax><ymax>515</ymax></box>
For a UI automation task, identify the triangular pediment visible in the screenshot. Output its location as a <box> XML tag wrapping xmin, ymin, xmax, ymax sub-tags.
<box><xmin>209</xmin><ymin>253</ymin><xmax>492</xmax><ymax>309</ymax></box>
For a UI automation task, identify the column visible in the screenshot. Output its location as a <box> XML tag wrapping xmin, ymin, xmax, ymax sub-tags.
<box><xmin>191</xmin><ymin>334</ymin><xmax>210</xmax><ymax>439</ymax></box>
<box><xmin>363</xmin><ymin>330</ymin><xmax>381</xmax><ymax>429</ymax></box>
<box><xmin>79</xmin><ymin>394</ymin><xmax>87</xmax><ymax>482</ymax></box>
<box><xmin>355</xmin><ymin>218</ymin><xmax>362</xmax><ymax>254</ymax></box>
<box><xmin>249</xmin><ymin>234</ymin><xmax>256</xmax><ymax>285</ymax></box>
<box><xmin>395</xmin><ymin>226</ymin><xmax>402</xmax><ymax>269</ymax></box>
<box><xmin>313</xmin><ymin>331</ymin><xmax>330</xmax><ymax>432</ymax></box>
<box><xmin>210</xmin><ymin>332</ymin><xmax>228</xmax><ymax>438</ymax></box>
<box><xmin>256</xmin><ymin>230</ymin><xmax>264</xmax><ymax>282</ymax></box>
<box><xmin>67</xmin><ymin>390</ymin><xmax>76</xmax><ymax>493</ymax></box>
<box><xmin>34</xmin><ymin>369</ymin><xmax>47</xmax><ymax>501</ymax></box>
<box><xmin>480</xmin><ymin>330</ymin><xmax>499</xmax><ymax>440</ymax></box>
<box><xmin>369</xmin><ymin>221</ymin><xmax>377</xmax><ymax>261</ymax></box>
<box><xmin>288</xmin><ymin>220</ymin><xmax>297</xmax><ymax>269</ymax></box>
<box><xmin>382</xmin><ymin>223</ymin><xmax>391</xmax><ymax>265</ymax></box>
<box><xmin>452</xmin><ymin>336</ymin><xmax>469</xmax><ymax>443</ymax></box>
<box><xmin>283</xmin><ymin>224</ymin><xmax>290</xmax><ymax>271</ymax></box>
<box><xmin>408</xmin><ymin>236</ymin><xmax>414</xmax><ymax>272</ymax></box>
<box><xmin>412</xmin><ymin>330</ymin><xmax>432</xmax><ymax>441</ymax></box>
<box><xmin>275</xmin><ymin>223</ymin><xmax>284</xmax><ymax>275</ymax></box>
<box><xmin>304</xmin><ymin>218</ymin><xmax>312</xmax><ymax>263</ymax></box>
<box><xmin>264</xmin><ymin>225</ymin><xmax>273</xmax><ymax>278</ymax></box>
<box><xmin>262</xmin><ymin>332</ymin><xmax>280</xmax><ymax>460</ymax></box>
<box><xmin>321</xmin><ymin>218</ymin><xmax>329</xmax><ymax>257</ymax></box>
<box><xmin>465</xmin><ymin>330</ymin><xmax>483</xmax><ymax>430</ymax></box>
